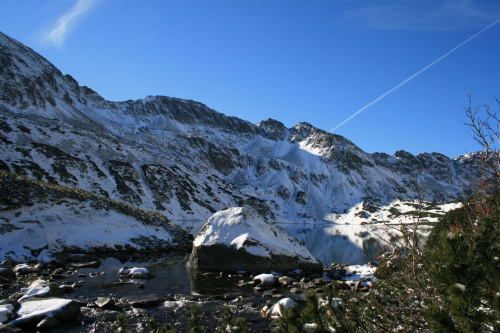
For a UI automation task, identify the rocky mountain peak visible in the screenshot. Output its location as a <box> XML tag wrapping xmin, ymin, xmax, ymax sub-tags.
<box><xmin>0</xmin><ymin>32</ymin><xmax>55</xmax><ymax>76</ymax></box>
<box><xmin>256</xmin><ymin>118</ymin><xmax>288</xmax><ymax>141</ymax></box>
<box><xmin>288</xmin><ymin>121</ymin><xmax>355</xmax><ymax>157</ymax></box>
<box><xmin>393</xmin><ymin>150</ymin><xmax>415</xmax><ymax>159</ymax></box>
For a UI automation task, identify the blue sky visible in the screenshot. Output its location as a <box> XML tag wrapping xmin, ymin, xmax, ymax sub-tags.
<box><xmin>1</xmin><ymin>1</ymin><xmax>500</xmax><ymax>158</ymax></box>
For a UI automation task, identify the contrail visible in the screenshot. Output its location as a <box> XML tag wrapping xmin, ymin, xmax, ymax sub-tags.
<box><xmin>330</xmin><ymin>18</ymin><xmax>500</xmax><ymax>133</ymax></box>
<box><xmin>42</xmin><ymin>0</ymin><xmax>100</xmax><ymax>48</ymax></box>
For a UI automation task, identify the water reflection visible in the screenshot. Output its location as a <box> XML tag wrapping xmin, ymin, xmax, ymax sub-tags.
<box><xmin>282</xmin><ymin>223</ymin><xmax>432</xmax><ymax>266</ymax></box>
<box><xmin>282</xmin><ymin>224</ymin><xmax>380</xmax><ymax>265</ymax></box>
<box><xmin>188</xmin><ymin>269</ymin><xmax>252</xmax><ymax>296</ymax></box>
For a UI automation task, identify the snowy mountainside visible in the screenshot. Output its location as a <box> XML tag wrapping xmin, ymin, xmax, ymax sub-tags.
<box><xmin>0</xmin><ymin>31</ymin><xmax>479</xmax><ymax>224</ymax></box>
<box><xmin>330</xmin><ymin>198</ymin><xmax>462</xmax><ymax>225</ymax></box>
<box><xmin>0</xmin><ymin>171</ymin><xmax>193</xmax><ymax>261</ymax></box>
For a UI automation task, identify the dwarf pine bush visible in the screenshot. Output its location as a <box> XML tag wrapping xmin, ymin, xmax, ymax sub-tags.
<box><xmin>215</xmin><ymin>306</ymin><xmax>250</xmax><ymax>333</ymax></box>
<box><xmin>111</xmin><ymin>313</ymin><xmax>128</xmax><ymax>333</ymax></box>
<box><xmin>424</xmin><ymin>193</ymin><xmax>500</xmax><ymax>332</ymax></box>
<box><xmin>187</xmin><ymin>304</ymin><xmax>204</xmax><ymax>333</ymax></box>
<box><xmin>148</xmin><ymin>316</ymin><xmax>177</xmax><ymax>333</ymax></box>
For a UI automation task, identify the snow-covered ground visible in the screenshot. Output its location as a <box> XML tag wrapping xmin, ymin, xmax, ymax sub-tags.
<box><xmin>0</xmin><ymin>199</ymin><xmax>178</xmax><ymax>262</ymax></box>
<box><xmin>326</xmin><ymin>199</ymin><xmax>461</xmax><ymax>225</ymax></box>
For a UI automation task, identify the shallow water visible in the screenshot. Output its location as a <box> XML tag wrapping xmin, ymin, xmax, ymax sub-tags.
<box><xmin>67</xmin><ymin>223</ymin><xmax>429</xmax><ymax>297</ymax></box>
<box><xmin>67</xmin><ymin>255</ymin><xmax>191</xmax><ymax>299</ymax></box>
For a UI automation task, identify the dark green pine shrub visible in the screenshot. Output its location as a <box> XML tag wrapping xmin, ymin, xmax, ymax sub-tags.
<box><xmin>300</xmin><ymin>289</ymin><xmax>327</xmax><ymax>332</ymax></box>
<box><xmin>187</xmin><ymin>304</ymin><xmax>204</xmax><ymax>333</ymax></box>
<box><xmin>215</xmin><ymin>306</ymin><xmax>250</xmax><ymax>333</ymax></box>
<box><xmin>277</xmin><ymin>307</ymin><xmax>304</xmax><ymax>333</ymax></box>
<box><xmin>324</xmin><ymin>289</ymin><xmax>371</xmax><ymax>333</ymax></box>
<box><xmin>424</xmin><ymin>192</ymin><xmax>500</xmax><ymax>332</ymax></box>
<box><xmin>111</xmin><ymin>313</ymin><xmax>128</xmax><ymax>333</ymax></box>
<box><xmin>147</xmin><ymin>316</ymin><xmax>177</xmax><ymax>333</ymax></box>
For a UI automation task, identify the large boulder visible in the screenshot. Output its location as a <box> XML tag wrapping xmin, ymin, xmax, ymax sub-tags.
<box><xmin>187</xmin><ymin>207</ymin><xmax>322</xmax><ymax>273</ymax></box>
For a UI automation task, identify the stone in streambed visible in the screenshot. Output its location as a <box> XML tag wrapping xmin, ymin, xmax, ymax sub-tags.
<box><xmin>120</xmin><ymin>294</ymin><xmax>161</xmax><ymax>308</ymax></box>
<box><xmin>118</xmin><ymin>267</ymin><xmax>151</xmax><ymax>279</ymax></box>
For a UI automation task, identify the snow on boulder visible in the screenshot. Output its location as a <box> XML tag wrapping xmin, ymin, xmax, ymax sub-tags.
<box><xmin>187</xmin><ymin>207</ymin><xmax>323</xmax><ymax>273</ymax></box>
<box><xmin>254</xmin><ymin>273</ymin><xmax>277</xmax><ymax>287</ymax></box>
<box><xmin>13</xmin><ymin>263</ymin><xmax>40</xmax><ymax>276</ymax></box>
<box><xmin>19</xmin><ymin>280</ymin><xmax>58</xmax><ymax>302</ymax></box>
<box><xmin>11</xmin><ymin>298</ymin><xmax>80</xmax><ymax>330</ymax></box>
<box><xmin>266</xmin><ymin>298</ymin><xmax>299</xmax><ymax>318</ymax></box>
<box><xmin>37</xmin><ymin>249</ymin><xmax>63</xmax><ymax>265</ymax></box>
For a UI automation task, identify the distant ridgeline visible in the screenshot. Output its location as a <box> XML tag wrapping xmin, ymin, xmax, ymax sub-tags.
<box><xmin>0</xmin><ymin>31</ymin><xmax>480</xmax><ymax>225</ymax></box>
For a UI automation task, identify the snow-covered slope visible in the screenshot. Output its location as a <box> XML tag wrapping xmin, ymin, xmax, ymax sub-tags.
<box><xmin>330</xmin><ymin>198</ymin><xmax>462</xmax><ymax>225</ymax></box>
<box><xmin>0</xmin><ymin>31</ymin><xmax>478</xmax><ymax>225</ymax></box>
<box><xmin>1</xmin><ymin>199</ymin><xmax>185</xmax><ymax>262</ymax></box>
<box><xmin>0</xmin><ymin>171</ymin><xmax>193</xmax><ymax>261</ymax></box>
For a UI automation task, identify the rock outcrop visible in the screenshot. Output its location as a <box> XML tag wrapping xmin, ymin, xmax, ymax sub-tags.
<box><xmin>187</xmin><ymin>207</ymin><xmax>323</xmax><ymax>273</ymax></box>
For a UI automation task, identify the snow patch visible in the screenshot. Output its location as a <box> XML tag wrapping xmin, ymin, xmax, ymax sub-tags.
<box><xmin>254</xmin><ymin>273</ymin><xmax>277</xmax><ymax>286</ymax></box>
<box><xmin>15</xmin><ymin>298</ymin><xmax>74</xmax><ymax>319</ymax></box>
<box><xmin>0</xmin><ymin>304</ymin><xmax>14</xmax><ymax>324</ymax></box>
<box><xmin>269</xmin><ymin>298</ymin><xmax>298</xmax><ymax>318</ymax></box>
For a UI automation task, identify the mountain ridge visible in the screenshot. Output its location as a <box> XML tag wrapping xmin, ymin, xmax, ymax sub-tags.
<box><xmin>0</xmin><ymin>30</ymin><xmax>479</xmax><ymax>224</ymax></box>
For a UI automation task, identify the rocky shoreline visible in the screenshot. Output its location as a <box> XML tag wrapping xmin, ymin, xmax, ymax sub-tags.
<box><xmin>0</xmin><ymin>252</ymin><xmax>376</xmax><ymax>332</ymax></box>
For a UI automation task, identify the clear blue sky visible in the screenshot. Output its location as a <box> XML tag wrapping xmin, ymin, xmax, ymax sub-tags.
<box><xmin>1</xmin><ymin>1</ymin><xmax>500</xmax><ymax>158</ymax></box>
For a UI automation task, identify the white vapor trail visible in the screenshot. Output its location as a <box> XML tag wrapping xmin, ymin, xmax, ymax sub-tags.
<box><xmin>330</xmin><ymin>18</ymin><xmax>500</xmax><ymax>133</ymax></box>
<box><xmin>42</xmin><ymin>0</ymin><xmax>98</xmax><ymax>48</ymax></box>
